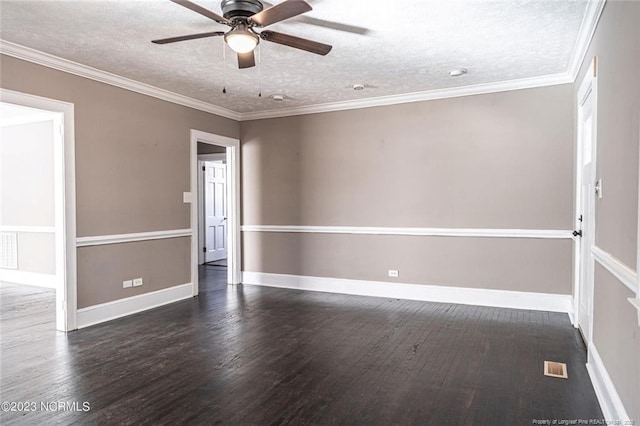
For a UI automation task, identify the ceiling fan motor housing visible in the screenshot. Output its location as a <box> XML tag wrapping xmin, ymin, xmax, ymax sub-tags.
<box><xmin>221</xmin><ymin>0</ymin><xmax>264</xmax><ymax>19</ymax></box>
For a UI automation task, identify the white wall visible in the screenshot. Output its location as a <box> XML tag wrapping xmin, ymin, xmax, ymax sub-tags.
<box><xmin>1</xmin><ymin>116</ymin><xmax>57</xmax><ymax>285</ymax></box>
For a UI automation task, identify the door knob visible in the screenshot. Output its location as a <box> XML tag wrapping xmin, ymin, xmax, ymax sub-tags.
<box><xmin>573</xmin><ymin>230</ymin><xmax>582</xmax><ymax>237</ymax></box>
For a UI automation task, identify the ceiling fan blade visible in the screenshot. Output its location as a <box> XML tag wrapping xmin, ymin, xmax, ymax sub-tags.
<box><xmin>170</xmin><ymin>0</ymin><xmax>230</xmax><ymax>25</ymax></box>
<box><xmin>259</xmin><ymin>1</ymin><xmax>368</xmax><ymax>35</ymax></box>
<box><xmin>237</xmin><ymin>51</ymin><xmax>256</xmax><ymax>69</ymax></box>
<box><xmin>260</xmin><ymin>30</ymin><xmax>332</xmax><ymax>55</ymax></box>
<box><xmin>295</xmin><ymin>16</ymin><xmax>371</xmax><ymax>35</ymax></box>
<box><xmin>152</xmin><ymin>31</ymin><xmax>225</xmax><ymax>44</ymax></box>
<box><xmin>250</xmin><ymin>0</ymin><xmax>312</xmax><ymax>27</ymax></box>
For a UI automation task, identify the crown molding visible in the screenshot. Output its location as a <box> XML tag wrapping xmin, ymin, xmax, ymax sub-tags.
<box><xmin>238</xmin><ymin>73</ymin><xmax>573</xmax><ymax>121</ymax></box>
<box><xmin>567</xmin><ymin>0</ymin><xmax>606</xmax><ymax>81</ymax></box>
<box><xmin>0</xmin><ymin>40</ymin><xmax>241</xmax><ymax>121</ymax></box>
<box><xmin>241</xmin><ymin>0</ymin><xmax>604</xmax><ymax>120</ymax></box>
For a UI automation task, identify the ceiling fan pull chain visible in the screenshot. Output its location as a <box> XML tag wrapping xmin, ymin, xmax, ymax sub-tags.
<box><xmin>222</xmin><ymin>42</ymin><xmax>227</xmax><ymax>94</ymax></box>
<box><xmin>258</xmin><ymin>44</ymin><xmax>262</xmax><ymax>97</ymax></box>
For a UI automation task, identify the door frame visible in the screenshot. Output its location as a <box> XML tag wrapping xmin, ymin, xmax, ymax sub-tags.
<box><xmin>636</xmin><ymin>117</ymin><xmax>640</xmax><ymax>324</ymax></box>
<box><xmin>0</xmin><ymin>88</ymin><xmax>77</xmax><ymax>332</ymax></box>
<box><xmin>190</xmin><ymin>130</ymin><xmax>241</xmax><ymax>295</ymax></box>
<box><xmin>197</xmin><ymin>154</ymin><xmax>227</xmax><ymax>265</ymax></box>
<box><xmin>573</xmin><ymin>57</ymin><xmax>598</xmax><ymax>341</ymax></box>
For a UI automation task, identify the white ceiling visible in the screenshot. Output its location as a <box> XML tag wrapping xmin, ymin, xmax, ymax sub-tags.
<box><xmin>0</xmin><ymin>0</ymin><xmax>589</xmax><ymax>115</ymax></box>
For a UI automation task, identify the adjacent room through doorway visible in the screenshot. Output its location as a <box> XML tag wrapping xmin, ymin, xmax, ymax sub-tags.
<box><xmin>197</xmin><ymin>142</ymin><xmax>229</xmax><ymax>291</ymax></box>
<box><xmin>0</xmin><ymin>102</ymin><xmax>62</xmax><ymax>333</ymax></box>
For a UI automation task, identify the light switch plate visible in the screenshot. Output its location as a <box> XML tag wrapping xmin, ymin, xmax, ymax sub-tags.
<box><xmin>595</xmin><ymin>179</ymin><xmax>603</xmax><ymax>199</ymax></box>
<box><xmin>123</xmin><ymin>280</ymin><xmax>133</xmax><ymax>288</ymax></box>
<box><xmin>183</xmin><ymin>192</ymin><xmax>192</xmax><ymax>203</ymax></box>
<box><xmin>133</xmin><ymin>278</ymin><xmax>143</xmax><ymax>287</ymax></box>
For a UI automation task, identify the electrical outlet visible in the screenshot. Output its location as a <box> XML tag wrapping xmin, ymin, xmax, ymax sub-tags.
<box><xmin>388</xmin><ymin>270</ymin><xmax>399</xmax><ymax>278</ymax></box>
<box><xmin>133</xmin><ymin>278</ymin><xmax>143</xmax><ymax>287</ymax></box>
<box><xmin>123</xmin><ymin>280</ymin><xmax>133</xmax><ymax>289</ymax></box>
<box><xmin>183</xmin><ymin>192</ymin><xmax>192</xmax><ymax>203</ymax></box>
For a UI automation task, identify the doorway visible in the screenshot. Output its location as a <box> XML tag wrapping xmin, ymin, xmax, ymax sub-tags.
<box><xmin>190</xmin><ymin>130</ymin><xmax>241</xmax><ymax>296</ymax></box>
<box><xmin>574</xmin><ymin>57</ymin><xmax>598</xmax><ymax>344</ymax></box>
<box><xmin>0</xmin><ymin>89</ymin><xmax>77</xmax><ymax>332</ymax></box>
<box><xmin>199</xmin><ymin>151</ymin><xmax>229</xmax><ymax>265</ymax></box>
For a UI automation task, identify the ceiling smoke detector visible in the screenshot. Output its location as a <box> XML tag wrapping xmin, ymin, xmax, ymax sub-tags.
<box><xmin>352</xmin><ymin>84</ymin><xmax>365</xmax><ymax>91</ymax></box>
<box><xmin>449</xmin><ymin>68</ymin><xmax>468</xmax><ymax>77</ymax></box>
<box><xmin>271</xmin><ymin>94</ymin><xmax>285</xmax><ymax>102</ymax></box>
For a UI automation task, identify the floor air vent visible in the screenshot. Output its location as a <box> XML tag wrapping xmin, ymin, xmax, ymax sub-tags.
<box><xmin>544</xmin><ymin>361</ymin><xmax>568</xmax><ymax>379</ymax></box>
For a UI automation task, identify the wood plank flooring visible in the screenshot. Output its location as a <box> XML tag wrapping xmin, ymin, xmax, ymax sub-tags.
<box><xmin>1</xmin><ymin>268</ymin><xmax>602</xmax><ymax>425</ymax></box>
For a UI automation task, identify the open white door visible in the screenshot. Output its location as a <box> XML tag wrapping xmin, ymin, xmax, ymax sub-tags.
<box><xmin>575</xmin><ymin>58</ymin><xmax>598</xmax><ymax>344</ymax></box>
<box><xmin>203</xmin><ymin>161</ymin><xmax>227</xmax><ymax>263</ymax></box>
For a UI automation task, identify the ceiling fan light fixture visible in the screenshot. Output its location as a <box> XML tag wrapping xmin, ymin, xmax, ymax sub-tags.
<box><xmin>224</xmin><ymin>28</ymin><xmax>259</xmax><ymax>54</ymax></box>
<box><xmin>154</xmin><ymin>0</ymin><xmax>334</xmax><ymax>69</ymax></box>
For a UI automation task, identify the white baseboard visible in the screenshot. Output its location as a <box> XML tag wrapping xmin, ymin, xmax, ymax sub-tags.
<box><xmin>586</xmin><ymin>342</ymin><xmax>631</xmax><ymax>422</ymax></box>
<box><xmin>0</xmin><ymin>269</ymin><xmax>56</xmax><ymax>288</ymax></box>
<box><xmin>76</xmin><ymin>283</ymin><xmax>192</xmax><ymax>329</ymax></box>
<box><xmin>242</xmin><ymin>272</ymin><xmax>573</xmax><ymax>314</ymax></box>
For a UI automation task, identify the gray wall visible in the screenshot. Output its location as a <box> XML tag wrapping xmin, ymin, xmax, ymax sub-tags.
<box><xmin>2</xmin><ymin>4</ymin><xmax>637</xmax><ymax>417</ymax></box>
<box><xmin>240</xmin><ymin>85</ymin><xmax>575</xmax><ymax>293</ymax></box>
<box><xmin>576</xmin><ymin>0</ymin><xmax>640</xmax><ymax>420</ymax></box>
<box><xmin>0</xmin><ymin>54</ymin><xmax>239</xmax><ymax>308</ymax></box>
<box><xmin>1</xmin><ymin>120</ymin><xmax>56</xmax><ymax>275</ymax></box>
<box><xmin>197</xmin><ymin>142</ymin><xmax>226</xmax><ymax>154</ymax></box>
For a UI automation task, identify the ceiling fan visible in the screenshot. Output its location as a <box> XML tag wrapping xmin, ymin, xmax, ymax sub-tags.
<box><xmin>152</xmin><ymin>0</ymin><xmax>333</xmax><ymax>69</ymax></box>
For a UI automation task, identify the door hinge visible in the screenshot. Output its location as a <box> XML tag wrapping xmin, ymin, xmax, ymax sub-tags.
<box><xmin>202</xmin><ymin>165</ymin><xmax>206</xmax><ymax>171</ymax></box>
<box><xmin>203</xmin><ymin>247</ymin><xmax>206</xmax><ymax>253</ymax></box>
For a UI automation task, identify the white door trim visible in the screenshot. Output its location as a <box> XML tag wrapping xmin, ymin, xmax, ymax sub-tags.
<box><xmin>634</xmin><ymin>116</ymin><xmax>640</xmax><ymax>325</ymax></box>
<box><xmin>190</xmin><ymin>130</ymin><xmax>241</xmax><ymax>295</ymax></box>
<box><xmin>197</xmin><ymin>160</ymin><xmax>205</xmax><ymax>266</ymax></box>
<box><xmin>0</xmin><ymin>88</ymin><xmax>77</xmax><ymax>332</ymax></box>
<box><xmin>573</xmin><ymin>57</ymin><xmax>598</xmax><ymax>338</ymax></box>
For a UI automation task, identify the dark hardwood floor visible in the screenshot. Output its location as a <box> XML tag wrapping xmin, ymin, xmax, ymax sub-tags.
<box><xmin>1</xmin><ymin>268</ymin><xmax>602</xmax><ymax>425</ymax></box>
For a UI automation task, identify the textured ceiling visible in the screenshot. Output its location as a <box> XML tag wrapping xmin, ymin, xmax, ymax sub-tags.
<box><xmin>0</xmin><ymin>0</ymin><xmax>588</xmax><ymax>114</ymax></box>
